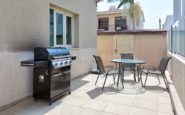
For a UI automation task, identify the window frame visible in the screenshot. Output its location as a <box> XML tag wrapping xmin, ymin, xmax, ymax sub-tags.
<box><xmin>51</xmin><ymin>8</ymin><xmax>74</xmax><ymax>48</ymax></box>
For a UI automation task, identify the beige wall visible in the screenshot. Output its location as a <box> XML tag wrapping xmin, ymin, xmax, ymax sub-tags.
<box><xmin>168</xmin><ymin>53</ymin><xmax>185</xmax><ymax>109</ymax></box>
<box><xmin>133</xmin><ymin>34</ymin><xmax>167</xmax><ymax>67</ymax></box>
<box><xmin>0</xmin><ymin>0</ymin><xmax>97</xmax><ymax>107</ymax></box>
<box><xmin>97</xmin><ymin>32</ymin><xmax>167</xmax><ymax>67</ymax></box>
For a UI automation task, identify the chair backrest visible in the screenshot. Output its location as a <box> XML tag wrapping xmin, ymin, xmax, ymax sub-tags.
<box><xmin>157</xmin><ymin>56</ymin><xmax>172</xmax><ymax>74</ymax></box>
<box><xmin>93</xmin><ymin>55</ymin><xmax>106</xmax><ymax>74</ymax></box>
<box><xmin>120</xmin><ymin>53</ymin><xmax>134</xmax><ymax>59</ymax></box>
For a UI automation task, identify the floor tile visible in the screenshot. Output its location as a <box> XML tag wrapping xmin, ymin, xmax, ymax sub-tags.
<box><xmin>62</xmin><ymin>95</ymin><xmax>89</xmax><ymax>106</ymax></box>
<box><xmin>104</xmin><ymin>103</ymin><xmax>131</xmax><ymax>115</ymax></box>
<box><xmin>130</xmin><ymin>107</ymin><xmax>157</xmax><ymax>115</ymax></box>
<box><xmin>157</xmin><ymin>102</ymin><xmax>173</xmax><ymax>113</ymax></box>
<box><xmin>133</xmin><ymin>99</ymin><xmax>157</xmax><ymax>111</ymax></box>
<box><xmin>72</xmin><ymin>107</ymin><xmax>103</xmax><ymax>115</ymax></box>
<box><xmin>81</xmin><ymin>100</ymin><xmax>108</xmax><ymax>111</ymax></box>
<box><xmin>158</xmin><ymin>111</ymin><xmax>174</xmax><ymax>115</ymax></box>
<box><xmin>157</xmin><ymin>95</ymin><xmax>171</xmax><ymax>104</ymax></box>
<box><xmin>44</xmin><ymin>103</ymin><xmax>79</xmax><ymax>115</ymax></box>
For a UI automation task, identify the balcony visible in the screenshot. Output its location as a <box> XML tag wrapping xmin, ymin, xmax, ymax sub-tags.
<box><xmin>0</xmin><ymin>73</ymin><xmax>173</xmax><ymax>115</ymax></box>
<box><xmin>1</xmin><ymin>30</ymin><xmax>185</xmax><ymax>115</ymax></box>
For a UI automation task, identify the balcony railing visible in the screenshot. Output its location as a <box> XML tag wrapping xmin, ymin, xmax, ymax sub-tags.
<box><xmin>169</xmin><ymin>18</ymin><xmax>185</xmax><ymax>57</ymax></box>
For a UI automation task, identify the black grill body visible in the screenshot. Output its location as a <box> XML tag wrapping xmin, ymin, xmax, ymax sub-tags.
<box><xmin>21</xmin><ymin>47</ymin><xmax>75</xmax><ymax>105</ymax></box>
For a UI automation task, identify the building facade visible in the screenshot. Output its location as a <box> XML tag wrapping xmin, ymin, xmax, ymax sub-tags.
<box><xmin>97</xmin><ymin>0</ymin><xmax>144</xmax><ymax>31</ymax></box>
<box><xmin>0</xmin><ymin>0</ymin><xmax>97</xmax><ymax>108</ymax></box>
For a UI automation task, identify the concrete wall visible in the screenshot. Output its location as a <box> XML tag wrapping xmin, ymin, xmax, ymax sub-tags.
<box><xmin>168</xmin><ymin>53</ymin><xmax>185</xmax><ymax>109</ymax></box>
<box><xmin>97</xmin><ymin>31</ymin><xmax>167</xmax><ymax>67</ymax></box>
<box><xmin>0</xmin><ymin>0</ymin><xmax>97</xmax><ymax>107</ymax></box>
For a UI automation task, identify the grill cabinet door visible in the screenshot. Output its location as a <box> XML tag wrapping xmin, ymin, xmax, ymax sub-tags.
<box><xmin>50</xmin><ymin>69</ymin><xmax>70</xmax><ymax>98</ymax></box>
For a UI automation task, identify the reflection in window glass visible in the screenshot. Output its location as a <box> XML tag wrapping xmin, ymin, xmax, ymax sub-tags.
<box><xmin>66</xmin><ymin>16</ymin><xmax>72</xmax><ymax>45</ymax></box>
<box><xmin>98</xmin><ymin>18</ymin><xmax>109</xmax><ymax>31</ymax></box>
<box><xmin>56</xmin><ymin>13</ymin><xmax>63</xmax><ymax>45</ymax></box>
<box><xmin>50</xmin><ymin>9</ymin><xmax>54</xmax><ymax>46</ymax></box>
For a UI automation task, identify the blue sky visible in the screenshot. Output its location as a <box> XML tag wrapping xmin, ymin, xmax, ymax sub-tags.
<box><xmin>97</xmin><ymin>0</ymin><xmax>173</xmax><ymax>29</ymax></box>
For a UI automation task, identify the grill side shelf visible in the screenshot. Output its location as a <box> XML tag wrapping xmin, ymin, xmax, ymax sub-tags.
<box><xmin>21</xmin><ymin>60</ymin><xmax>35</xmax><ymax>67</ymax></box>
<box><xmin>21</xmin><ymin>60</ymin><xmax>49</xmax><ymax>67</ymax></box>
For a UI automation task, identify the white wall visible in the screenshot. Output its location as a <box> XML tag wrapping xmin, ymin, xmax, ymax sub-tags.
<box><xmin>0</xmin><ymin>0</ymin><xmax>97</xmax><ymax>107</ymax></box>
<box><xmin>168</xmin><ymin>53</ymin><xmax>185</xmax><ymax>109</ymax></box>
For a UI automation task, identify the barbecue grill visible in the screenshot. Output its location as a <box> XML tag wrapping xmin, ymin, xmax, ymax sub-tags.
<box><xmin>21</xmin><ymin>47</ymin><xmax>76</xmax><ymax>105</ymax></box>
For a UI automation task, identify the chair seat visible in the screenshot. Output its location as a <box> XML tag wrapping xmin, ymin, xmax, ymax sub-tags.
<box><xmin>142</xmin><ymin>69</ymin><xmax>162</xmax><ymax>75</ymax></box>
<box><xmin>106</xmin><ymin>69</ymin><xmax>118</xmax><ymax>75</ymax></box>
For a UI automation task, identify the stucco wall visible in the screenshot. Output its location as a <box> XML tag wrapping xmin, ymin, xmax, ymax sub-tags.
<box><xmin>0</xmin><ymin>0</ymin><xmax>97</xmax><ymax>107</ymax></box>
<box><xmin>97</xmin><ymin>31</ymin><xmax>167</xmax><ymax>67</ymax></box>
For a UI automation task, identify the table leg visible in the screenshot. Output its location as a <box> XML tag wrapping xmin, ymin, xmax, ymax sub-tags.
<box><xmin>133</xmin><ymin>64</ymin><xmax>136</xmax><ymax>82</ymax></box>
<box><xmin>117</xmin><ymin>63</ymin><xmax>120</xmax><ymax>87</ymax></box>
<box><xmin>117</xmin><ymin>63</ymin><xmax>124</xmax><ymax>88</ymax></box>
<box><xmin>137</xmin><ymin>65</ymin><xmax>140</xmax><ymax>82</ymax></box>
<box><xmin>139</xmin><ymin>66</ymin><xmax>144</xmax><ymax>87</ymax></box>
<box><xmin>121</xmin><ymin>67</ymin><xmax>124</xmax><ymax>88</ymax></box>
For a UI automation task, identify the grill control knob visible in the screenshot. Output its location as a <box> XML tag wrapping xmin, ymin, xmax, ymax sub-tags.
<box><xmin>65</xmin><ymin>61</ymin><xmax>68</xmax><ymax>65</ymax></box>
<box><xmin>54</xmin><ymin>63</ymin><xmax>58</xmax><ymax>66</ymax></box>
<box><xmin>60</xmin><ymin>62</ymin><xmax>63</xmax><ymax>65</ymax></box>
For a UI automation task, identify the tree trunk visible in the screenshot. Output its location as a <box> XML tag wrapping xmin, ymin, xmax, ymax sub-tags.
<box><xmin>131</xmin><ymin>7</ymin><xmax>135</xmax><ymax>30</ymax></box>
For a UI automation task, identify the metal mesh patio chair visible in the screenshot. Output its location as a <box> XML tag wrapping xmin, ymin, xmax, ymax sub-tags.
<box><xmin>141</xmin><ymin>56</ymin><xmax>172</xmax><ymax>89</ymax></box>
<box><xmin>120</xmin><ymin>53</ymin><xmax>140</xmax><ymax>82</ymax></box>
<box><xmin>120</xmin><ymin>53</ymin><xmax>134</xmax><ymax>71</ymax></box>
<box><xmin>93</xmin><ymin>55</ymin><xmax>119</xmax><ymax>90</ymax></box>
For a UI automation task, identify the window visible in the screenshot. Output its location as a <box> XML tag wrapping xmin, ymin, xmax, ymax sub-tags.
<box><xmin>50</xmin><ymin>9</ymin><xmax>73</xmax><ymax>47</ymax></box>
<box><xmin>66</xmin><ymin>16</ymin><xmax>72</xmax><ymax>45</ymax></box>
<box><xmin>50</xmin><ymin>9</ymin><xmax>54</xmax><ymax>46</ymax></box>
<box><xmin>98</xmin><ymin>18</ymin><xmax>109</xmax><ymax>31</ymax></box>
<box><xmin>115</xmin><ymin>16</ymin><xmax>127</xmax><ymax>31</ymax></box>
<box><xmin>56</xmin><ymin>13</ymin><xmax>63</xmax><ymax>45</ymax></box>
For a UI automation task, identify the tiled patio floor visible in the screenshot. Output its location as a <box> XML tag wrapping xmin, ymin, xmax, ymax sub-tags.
<box><xmin>0</xmin><ymin>72</ymin><xmax>174</xmax><ymax>115</ymax></box>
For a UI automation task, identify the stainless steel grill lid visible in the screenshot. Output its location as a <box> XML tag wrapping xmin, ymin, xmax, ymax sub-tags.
<box><xmin>34</xmin><ymin>47</ymin><xmax>70</xmax><ymax>61</ymax></box>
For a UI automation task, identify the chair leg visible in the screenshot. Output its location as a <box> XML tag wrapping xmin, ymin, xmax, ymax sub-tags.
<box><xmin>144</xmin><ymin>73</ymin><xmax>148</xmax><ymax>87</ymax></box>
<box><xmin>95</xmin><ymin>74</ymin><xmax>100</xmax><ymax>85</ymax></box>
<box><xmin>157</xmin><ymin>75</ymin><xmax>161</xmax><ymax>84</ymax></box>
<box><xmin>102</xmin><ymin>74</ymin><xmax>108</xmax><ymax>90</ymax></box>
<box><xmin>113</xmin><ymin>74</ymin><xmax>115</xmax><ymax>84</ymax></box>
<box><xmin>137</xmin><ymin>65</ymin><xmax>140</xmax><ymax>82</ymax></box>
<box><xmin>162</xmin><ymin>75</ymin><xmax>168</xmax><ymax>90</ymax></box>
<box><xmin>117</xmin><ymin>73</ymin><xmax>120</xmax><ymax>87</ymax></box>
<box><xmin>140</xmin><ymin>71</ymin><xmax>144</xmax><ymax>87</ymax></box>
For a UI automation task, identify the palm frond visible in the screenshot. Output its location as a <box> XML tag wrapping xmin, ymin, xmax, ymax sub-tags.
<box><xmin>117</xmin><ymin>0</ymin><xmax>130</xmax><ymax>9</ymax></box>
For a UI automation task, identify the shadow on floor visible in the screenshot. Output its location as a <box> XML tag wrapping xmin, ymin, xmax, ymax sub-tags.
<box><xmin>71</xmin><ymin>77</ymin><xmax>89</xmax><ymax>92</ymax></box>
<box><xmin>144</xmin><ymin>85</ymin><xmax>167</xmax><ymax>93</ymax></box>
<box><xmin>86</xmin><ymin>81</ymin><xmax>146</xmax><ymax>99</ymax></box>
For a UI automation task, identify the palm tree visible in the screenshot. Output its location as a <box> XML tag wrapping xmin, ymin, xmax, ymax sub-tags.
<box><xmin>118</xmin><ymin>0</ymin><xmax>143</xmax><ymax>30</ymax></box>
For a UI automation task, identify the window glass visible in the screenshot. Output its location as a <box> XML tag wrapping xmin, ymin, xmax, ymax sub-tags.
<box><xmin>50</xmin><ymin>9</ymin><xmax>54</xmax><ymax>46</ymax></box>
<box><xmin>56</xmin><ymin>13</ymin><xmax>63</xmax><ymax>45</ymax></box>
<box><xmin>66</xmin><ymin>16</ymin><xmax>72</xmax><ymax>45</ymax></box>
<box><xmin>98</xmin><ymin>18</ymin><xmax>109</xmax><ymax>31</ymax></box>
<box><xmin>115</xmin><ymin>16</ymin><xmax>127</xmax><ymax>31</ymax></box>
